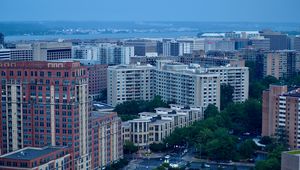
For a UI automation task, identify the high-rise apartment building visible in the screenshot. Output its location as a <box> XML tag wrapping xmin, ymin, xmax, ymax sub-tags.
<box><xmin>206</xmin><ymin>66</ymin><xmax>249</xmax><ymax>102</ymax></box>
<box><xmin>90</xmin><ymin>112</ymin><xmax>123</xmax><ymax>169</ymax></box>
<box><xmin>155</xmin><ymin>60</ymin><xmax>220</xmax><ymax>109</ymax></box>
<box><xmin>107</xmin><ymin>64</ymin><xmax>155</xmax><ymax>106</ymax></box>
<box><xmin>262</xmin><ymin>85</ymin><xmax>300</xmax><ymax>149</ymax></box>
<box><xmin>0</xmin><ymin>61</ymin><xmax>90</xmax><ymax>169</ymax></box>
<box><xmin>263</xmin><ymin>50</ymin><xmax>300</xmax><ymax>79</ymax></box>
<box><xmin>108</xmin><ymin>60</ymin><xmax>249</xmax><ymax>110</ymax></box>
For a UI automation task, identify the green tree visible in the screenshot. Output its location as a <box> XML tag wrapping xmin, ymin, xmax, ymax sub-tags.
<box><xmin>205</xmin><ymin>128</ymin><xmax>237</xmax><ymax>161</ymax></box>
<box><xmin>243</xmin><ymin>99</ymin><xmax>262</xmax><ymax>134</ymax></box>
<box><xmin>204</xmin><ymin>104</ymin><xmax>219</xmax><ymax>119</ymax></box>
<box><xmin>275</xmin><ymin>128</ymin><xmax>289</xmax><ymax>147</ymax></box>
<box><xmin>123</xmin><ymin>141</ymin><xmax>138</xmax><ymax>154</ymax></box>
<box><xmin>106</xmin><ymin>159</ymin><xmax>129</xmax><ymax>170</ymax></box>
<box><xmin>113</xmin><ymin>96</ymin><xmax>168</xmax><ymax>121</ymax></box>
<box><xmin>238</xmin><ymin>139</ymin><xmax>257</xmax><ymax>159</ymax></box>
<box><xmin>149</xmin><ymin>143</ymin><xmax>166</xmax><ymax>152</ymax></box>
<box><xmin>248</xmin><ymin>75</ymin><xmax>279</xmax><ymax>100</ymax></box>
<box><xmin>255</xmin><ymin>144</ymin><xmax>287</xmax><ymax>170</ymax></box>
<box><xmin>220</xmin><ymin>84</ymin><xmax>234</xmax><ymax>110</ymax></box>
<box><xmin>261</xmin><ymin>76</ymin><xmax>280</xmax><ymax>87</ymax></box>
<box><xmin>99</xmin><ymin>88</ymin><xmax>107</xmax><ymax>102</ymax></box>
<box><xmin>260</xmin><ymin>136</ymin><xmax>273</xmax><ymax>145</ymax></box>
<box><xmin>164</xmin><ymin>128</ymin><xmax>189</xmax><ymax>147</ymax></box>
<box><xmin>256</xmin><ymin>158</ymin><xmax>280</xmax><ymax>170</ymax></box>
<box><xmin>222</xmin><ymin>103</ymin><xmax>246</xmax><ymax>134</ymax></box>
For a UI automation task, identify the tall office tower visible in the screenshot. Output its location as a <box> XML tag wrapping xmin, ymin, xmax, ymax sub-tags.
<box><xmin>206</xmin><ymin>66</ymin><xmax>249</xmax><ymax>103</ymax></box>
<box><xmin>204</xmin><ymin>38</ymin><xmax>235</xmax><ymax>52</ymax></box>
<box><xmin>293</xmin><ymin>36</ymin><xmax>300</xmax><ymax>51</ymax></box>
<box><xmin>260</xmin><ymin>30</ymin><xmax>289</xmax><ymax>50</ymax></box>
<box><xmin>0</xmin><ymin>49</ymin><xmax>11</xmax><ymax>60</ymax></box>
<box><xmin>0</xmin><ymin>61</ymin><xmax>90</xmax><ymax>169</ymax></box>
<box><xmin>262</xmin><ymin>85</ymin><xmax>300</xmax><ymax>149</ymax></box>
<box><xmin>234</xmin><ymin>39</ymin><xmax>250</xmax><ymax>50</ymax></box>
<box><xmin>225</xmin><ymin>31</ymin><xmax>261</xmax><ymax>39</ymax></box>
<box><xmin>72</xmin><ymin>45</ymin><xmax>99</xmax><ymax>60</ymax></box>
<box><xmin>249</xmin><ymin>38</ymin><xmax>271</xmax><ymax>50</ymax></box>
<box><xmin>98</xmin><ymin>44</ymin><xmax>134</xmax><ymax>65</ymax></box>
<box><xmin>176</xmin><ymin>38</ymin><xmax>205</xmax><ymax>55</ymax></box>
<box><xmin>157</xmin><ymin>39</ymin><xmax>180</xmax><ymax>56</ymax></box>
<box><xmin>107</xmin><ymin>64</ymin><xmax>155</xmax><ymax>106</ymax></box>
<box><xmin>155</xmin><ymin>60</ymin><xmax>220</xmax><ymax>110</ymax></box>
<box><xmin>90</xmin><ymin>112</ymin><xmax>123</xmax><ymax>169</ymax></box>
<box><xmin>124</xmin><ymin>39</ymin><xmax>158</xmax><ymax>56</ymax></box>
<box><xmin>0</xmin><ymin>33</ymin><xmax>4</xmax><ymax>46</ymax></box>
<box><xmin>263</xmin><ymin>50</ymin><xmax>300</xmax><ymax>79</ymax></box>
<box><xmin>32</xmin><ymin>42</ymin><xmax>72</xmax><ymax>61</ymax></box>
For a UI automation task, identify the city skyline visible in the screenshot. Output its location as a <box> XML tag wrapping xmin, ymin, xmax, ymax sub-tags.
<box><xmin>1</xmin><ymin>0</ymin><xmax>300</xmax><ymax>23</ymax></box>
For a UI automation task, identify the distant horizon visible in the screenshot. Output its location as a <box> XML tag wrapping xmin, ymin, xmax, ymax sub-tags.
<box><xmin>1</xmin><ymin>0</ymin><xmax>300</xmax><ymax>23</ymax></box>
<box><xmin>0</xmin><ymin>21</ymin><xmax>300</xmax><ymax>24</ymax></box>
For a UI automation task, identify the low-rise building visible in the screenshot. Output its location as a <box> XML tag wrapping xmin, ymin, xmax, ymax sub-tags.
<box><xmin>122</xmin><ymin>104</ymin><xmax>203</xmax><ymax>148</ymax></box>
<box><xmin>281</xmin><ymin>150</ymin><xmax>300</xmax><ymax>170</ymax></box>
<box><xmin>0</xmin><ymin>146</ymin><xmax>72</xmax><ymax>170</ymax></box>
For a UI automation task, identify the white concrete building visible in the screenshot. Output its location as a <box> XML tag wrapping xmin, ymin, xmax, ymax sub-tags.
<box><xmin>206</xmin><ymin>65</ymin><xmax>249</xmax><ymax>102</ymax></box>
<box><xmin>107</xmin><ymin>64</ymin><xmax>155</xmax><ymax>106</ymax></box>
<box><xmin>108</xmin><ymin>60</ymin><xmax>249</xmax><ymax>110</ymax></box>
<box><xmin>155</xmin><ymin>60</ymin><xmax>221</xmax><ymax>110</ymax></box>
<box><xmin>73</xmin><ymin>43</ymin><xmax>134</xmax><ymax>65</ymax></box>
<box><xmin>122</xmin><ymin>104</ymin><xmax>203</xmax><ymax>147</ymax></box>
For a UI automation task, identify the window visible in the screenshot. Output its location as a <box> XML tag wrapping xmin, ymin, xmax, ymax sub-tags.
<box><xmin>57</xmin><ymin>72</ymin><xmax>61</xmax><ymax>77</ymax></box>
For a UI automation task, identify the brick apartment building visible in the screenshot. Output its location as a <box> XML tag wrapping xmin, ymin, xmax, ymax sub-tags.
<box><xmin>0</xmin><ymin>61</ymin><xmax>90</xmax><ymax>169</ymax></box>
<box><xmin>262</xmin><ymin>84</ymin><xmax>300</xmax><ymax>149</ymax></box>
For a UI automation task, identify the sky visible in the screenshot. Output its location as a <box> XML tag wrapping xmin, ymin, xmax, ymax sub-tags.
<box><xmin>0</xmin><ymin>0</ymin><xmax>300</xmax><ymax>23</ymax></box>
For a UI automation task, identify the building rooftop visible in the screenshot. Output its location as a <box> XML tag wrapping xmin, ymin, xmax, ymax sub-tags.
<box><xmin>286</xmin><ymin>150</ymin><xmax>300</xmax><ymax>155</ymax></box>
<box><xmin>93</xmin><ymin>102</ymin><xmax>114</xmax><ymax>111</ymax></box>
<box><xmin>108</xmin><ymin>64</ymin><xmax>155</xmax><ymax>70</ymax></box>
<box><xmin>283</xmin><ymin>88</ymin><xmax>300</xmax><ymax>98</ymax></box>
<box><xmin>0</xmin><ymin>146</ymin><xmax>67</xmax><ymax>161</ymax></box>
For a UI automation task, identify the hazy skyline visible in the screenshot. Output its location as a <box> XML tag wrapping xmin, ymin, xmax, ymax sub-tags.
<box><xmin>1</xmin><ymin>0</ymin><xmax>300</xmax><ymax>23</ymax></box>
